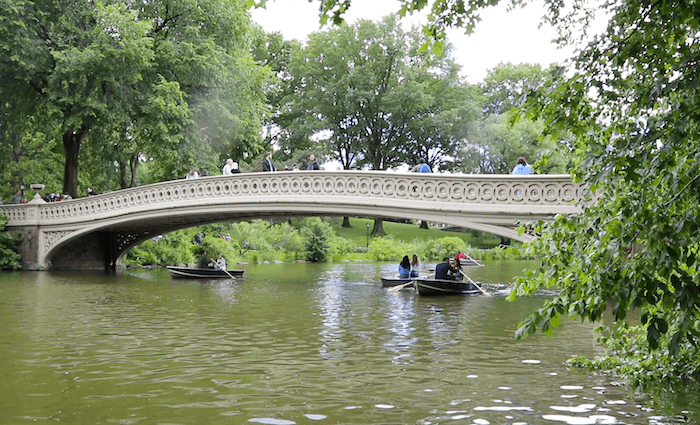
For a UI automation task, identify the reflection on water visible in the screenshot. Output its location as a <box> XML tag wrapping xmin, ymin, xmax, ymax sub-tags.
<box><xmin>0</xmin><ymin>262</ymin><xmax>695</xmax><ymax>424</ymax></box>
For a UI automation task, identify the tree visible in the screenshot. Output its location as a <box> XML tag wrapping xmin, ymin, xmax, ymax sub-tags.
<box><xmin>481</xmin><ymin>62</ymin><xmax>549</xmax><ymax>116</ymax></box>
<box><xmin>0</xmin><ymin>127</ymin><xmax>65</xmax><ymax>200</ymax></box>
<box><xmin>1</xmin><ymin>0</ymin><xmax>270</xmax><ymax>197</ymax></box>
<box><xmin>507</xmin><ymin>1</ymin><xmax>700</xmax><ymax>385</ymax></box>
<box><xmin>460</xmin><ymin>62</ymin><xmax>571</xmax><ymax>174</ymax></box>
<box><xmin>250</xmin><ymin>30</ymin><xmax>304</xmax><ymax>159</ymax></box>
<box><xmin>275</xmin><ymin>15</ymin><xmax>478</xmax><ymax>234</ymax></box>
<box><xmin>301</xmin><ymin>217</ymin><xmax>335</xmax><ymax>262</ymax></box>
<box><xmin>280</xmin><ymin>15</ymin><xmax>476</xmax><ymax>172</ymax></box>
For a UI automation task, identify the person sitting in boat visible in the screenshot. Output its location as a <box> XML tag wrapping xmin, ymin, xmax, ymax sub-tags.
<box><xmin>197</xmin><ymin>250</ymin><xmax>211</xmax><ymax>269</ymax></box>
<box><xmin>434</xmin><ymin>257</ymin><xmax>454</xmax><ymax>280</ymax></box>
<box><xmin>398</xmin><ymin>255</ymin><xmax>411</xmax><ymax>279</ymax></box>
<box><xmin>451</xmin><ymin>258</ymin><xmax>464</xmax><ymax>281</ymax></box>
<box><xmin>214</xmin><ymin>253</ymin><xmax>226</xmax><ymax>271</ymax></box>
<box><xmin>410</xmin><ymin>254</ymin><xmax>422</xmax><ymax>277</ymax></box>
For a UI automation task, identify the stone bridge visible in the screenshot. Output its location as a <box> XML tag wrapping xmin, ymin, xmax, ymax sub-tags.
<box><xmin>0</xmin><ymin>171</ymin><xmax>593</xmax><ymax>270</ymax></box>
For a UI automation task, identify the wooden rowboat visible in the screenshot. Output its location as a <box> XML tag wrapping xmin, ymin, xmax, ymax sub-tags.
<box><xmin>414</xmin><ymin>278</ymin><xmax>480</xmax><ymax>296</ymax></box>
<box><xmin>166</xmin><ymin>266</ymin><xmax>244</xmax><ymax>279</ymax></box>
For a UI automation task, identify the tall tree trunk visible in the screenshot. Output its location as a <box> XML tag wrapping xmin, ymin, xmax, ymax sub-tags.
<box><xmin>342</xmin><ymin>217</ymin><xmax>351</xmax><ymax>228</ymax></box>
<box><xmin>372</xmin><ymin>218</ymin><xmax>385</xmax><ymax>236</ymax></box>
<box><xmin>119</xmin><ymin>161</ymin><xmax>128</xmax><ymax>189</ymax></box>
<box><xmin>129</xmin><ymin>154</ymin><xmax>138</xmax><ymax>187</ymax></box>
<box><xmin>62</xmin><ymin>126</ymin><xmax>89</xmax><ymax>198</ymax></box>
<box><xmin>119</xmin><ymin>155</ymin><xmax>139</xmax><ymax>188</ymax></box>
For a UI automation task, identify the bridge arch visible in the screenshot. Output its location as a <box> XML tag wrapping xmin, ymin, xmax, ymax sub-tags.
<box><xmin>1</xmin><ymin>171</ymin><xmax>592</xmax><ymax>270</ymax></box>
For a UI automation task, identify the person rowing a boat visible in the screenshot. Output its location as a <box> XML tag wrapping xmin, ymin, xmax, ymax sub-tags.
<box><xmin>214</xmin><ymin>253</ymin><xmax>227</xmax><ymax>271</ymax></box>
<box><xmin>434</xmin><ymin>257</ymin><xmax>453</xmax><ymax>280</ymax></box>
<box><xmin>197</xmin><ymin>250</ymin><xmax>211</xmax><ymax>269</ymax></box>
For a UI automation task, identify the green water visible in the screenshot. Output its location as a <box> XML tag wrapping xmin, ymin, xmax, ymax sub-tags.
<box><xmin>0</xmin><ymin>261</ymin><xmax>694</xmax><ymax>424</ymax></box>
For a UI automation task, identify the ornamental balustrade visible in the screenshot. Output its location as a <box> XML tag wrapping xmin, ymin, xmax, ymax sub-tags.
<box><xmin>2</xmin><ymin>171</ymin><xmax>590</xmax><ymax>225</ymax></box>
<box><xmin>0</xmin><ymin>171</ymin><xmax>594</xmax><ymax>270</ymax></box>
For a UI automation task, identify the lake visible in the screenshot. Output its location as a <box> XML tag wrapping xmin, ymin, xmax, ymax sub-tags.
<box><xmin>0</xmin><ymin>261</ymin><xmax>695</xmax><ymax>424</ymax></box>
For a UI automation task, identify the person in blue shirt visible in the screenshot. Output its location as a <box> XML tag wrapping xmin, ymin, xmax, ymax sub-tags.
<box><xmin>511</xmin><ymin>157</ymin><xmax>534</xmax><ymax>175</ymax></box>
<box><xmin>410</xmin><ymin>161</ymin><xmax>431</xmax><ymax>173</ymax></box>
<box><xmin>398</xmin><ymin>255</ymin><xmax>411</xmax><ymax>279</ymax></box>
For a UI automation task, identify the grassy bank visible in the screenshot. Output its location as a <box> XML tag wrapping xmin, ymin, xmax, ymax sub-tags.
<box><xmin>334</xmin><ymin>217</ymin><xmax>502</xmax><ymax>249</ymax></box>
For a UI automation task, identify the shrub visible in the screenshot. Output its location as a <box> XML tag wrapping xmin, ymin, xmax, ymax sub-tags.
<box><xmin>300</xmin><ymin>217</ymin><xmax>335</xmax><ymax>262</ymax></box>
<box><xmin>125</xmin><ymin>244</ymin><xmax>160</xmax><ymax>266</ymax></box>
<box><xmin>368</xmin><ymin>237</ymin><xmax>414</xmax><ymax>261</ymax></box>
<box><xmin>0</xmin><ymin>212</ymin><xmax>21</xmax><ymax>270</ymax></box>
<box><xmin>191</xmin><ymin>234</ymin><xmax>241</xmax><ymax>266</ymax></box>
<box><xmin>422</xmin><ymin>237</ymin><xmax>469</xmax><ymax>261</ymax></box>
<box><xmin>328</xmin><ymin>235</ymin><xmax>354</xmax><ymax>261</ymax></box>
<box><xmin>124</xmin><ymin>230</ymin><xmax>197</xmax><ymax>266</ymax></box>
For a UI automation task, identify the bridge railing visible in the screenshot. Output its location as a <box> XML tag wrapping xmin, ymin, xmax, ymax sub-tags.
<box><xmin>1</xmin><ymin>171</ymin><xmax>593</xmax><ymax>227</ymax></box>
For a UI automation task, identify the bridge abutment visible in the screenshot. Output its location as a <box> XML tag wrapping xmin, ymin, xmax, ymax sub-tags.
<box><xmin>11</xmin><ymin>227</ymin><xmax>41</xmax><ymax>270</ymax></box>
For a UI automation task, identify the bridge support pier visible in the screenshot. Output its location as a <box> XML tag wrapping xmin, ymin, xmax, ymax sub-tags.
<box><xmin>11</xmin><ymin>227</ymin><xmax>42</xmax><ymax>270</ymax></box>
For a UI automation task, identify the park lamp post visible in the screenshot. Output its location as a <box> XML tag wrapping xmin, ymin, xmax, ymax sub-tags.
<box><xmin>20</xmin><ymin>181</ymin><xmax>25</xmax><ymax>196</ymax></box>
<box><xmin>366</xmin><ymin>222</ymin><xmax>370</xmax><ymax>248</ymax></box>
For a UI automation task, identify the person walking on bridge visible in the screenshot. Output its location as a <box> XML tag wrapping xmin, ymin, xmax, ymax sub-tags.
<box><xmin>262</xmin><ymin>152</ymin><xmax>276</xmax><ymax>172</ymax></box>
<box><xmin>222</xmin><ymin>158</ymin><xmax>234</xmax><ymax>175</ymax></box>
<box><xmin>10</xmin><ymin>190</ymin><xmax>23</xmax><ymax>204</ymax></box>
<box><xmin>511</xmin><ymin>157</ymin><xmax>534</xmax><ymax>175</ymax></box>
<box><xmin>186</xmin><ymin>168</ymin><xmax>199</xmax><ymax>179</ymax></box>
<box><xmin>410</xmin><ymin>160</ymin><xmax>431</xmax><ymax>173</ymax></box>
<box><xmin>306</xmin><ymin>154</ymin><xmax>320</xmax><ymax>170</ymax></box>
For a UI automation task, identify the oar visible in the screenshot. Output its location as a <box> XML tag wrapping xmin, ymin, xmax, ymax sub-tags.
<box><xmin>459</xmin><ymin>270</ymin><xmax>490</xmax><ymax>296</ymax></box>
<box><xmin>220</xmin><ymin>268</ymin><xmax>236</xmax><ymax>280</ymax></box>
<box><xmin>464</xmin><ymin>253</ymin><xmax>483</xmax><ymax>267</ymax></box>
<box><xmin>386</xmin><ymin>280</ymin><xmax>415</xmax><ymax>292</ymax></box>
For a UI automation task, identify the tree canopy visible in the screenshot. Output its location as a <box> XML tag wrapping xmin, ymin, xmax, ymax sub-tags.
<box><xmin>460</xmin><ymin>62</ymin><xmax>571</xmax><ymax>174</ymax></box>
<box><xmin>509</xmin><ymin>0</ymin><xmax>700</xmax><ymax>386</ymax></box>
<box><xmin>1</xmin><ymin>0</ymin><xmax>271</xmax><ymax>197</ymax></box>
<box><xmin>273</xmin><ymin>15</ymin><xmax>479</xmax><ymax>172</ymax></box>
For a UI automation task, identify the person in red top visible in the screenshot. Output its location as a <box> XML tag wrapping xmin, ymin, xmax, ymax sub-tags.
<box><xmin>456</xmin><ymin>251</ymin><xmax>467</xmax><ymax>260</ymax></box>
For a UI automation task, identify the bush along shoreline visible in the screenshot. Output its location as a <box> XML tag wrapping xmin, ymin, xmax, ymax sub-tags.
<box><xmin>123</xmin><ymin>217</ymin><xmax>532</xmax><ymax>268</ymax></box>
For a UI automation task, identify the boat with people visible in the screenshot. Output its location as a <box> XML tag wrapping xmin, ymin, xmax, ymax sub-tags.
<box><xmin>455</xmin><ymin>251</ymin><xmax>484</xmax><ymax>267</ymax></box>
<box><xmin>166</xmin><ymin>266</ymin><xmax>245</xmax><ymax>279</ymax></box>
<box><xmin>413</xmin><ymin>278</ymin><xmax>481</xmax><ymax>296</ymax></box>
<box><xmin>459</xmin><ymin>257</ymin><xmax>482</xmax><ymax>267</ymax></box>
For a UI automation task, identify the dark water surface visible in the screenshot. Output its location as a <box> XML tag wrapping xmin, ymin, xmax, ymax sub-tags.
<box><xmin>0</xmin><ymin>261</ymin><xmax>695</xmax><ymax>424</ymax></box>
